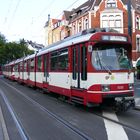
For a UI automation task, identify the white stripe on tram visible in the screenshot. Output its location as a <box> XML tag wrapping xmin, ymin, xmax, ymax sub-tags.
<box><xmin>103</xmin><ymin>111</ymin><xmax>128</xmax><ymax>140</ymax></box>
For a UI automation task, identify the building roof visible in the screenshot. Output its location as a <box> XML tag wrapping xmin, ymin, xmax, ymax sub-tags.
<box><xmin>94</xmin><ymin>0</ymin><xmax>102</xmax><ymax>6</ymax></box>
<box><xmin>62</xmin><ymin>10</ymin><xmax>72</xmax><ymax>20</ymax></box>
<box><xmin>69</xmin><ymin>0</ymin><xmax>95</xmax><ymax>22</ymax></box>
<box><xmin>44</xmin><ymin>0</ymin><xmax>140</xmax><ymax>27</ymax></box>
<box><xmin>69</xmin><ymin>0</ymin><xmax>140</xmax><ymax>22</ymax></box>
<box><xmin>121</xmin><ymin>0</ymin><xmax>140</xmax><ymax>11</ymax></box>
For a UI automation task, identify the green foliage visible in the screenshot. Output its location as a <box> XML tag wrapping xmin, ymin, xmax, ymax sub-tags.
<box><xmin>0</xmin><ymin>34</ymin><xmax>34</xmax><ymax>65</ymax></box>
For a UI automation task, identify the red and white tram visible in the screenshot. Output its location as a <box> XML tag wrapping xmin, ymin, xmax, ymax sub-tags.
<box><xmin>3</xmin><ymin>29</ymin><xmax>135</xmax><ymax>111</ymax></box>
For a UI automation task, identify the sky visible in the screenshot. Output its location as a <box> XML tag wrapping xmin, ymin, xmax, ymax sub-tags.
<box><xmin>0</xmin><ymin>0</ymin><xmax>86</xmax><ymax>45</ymax></box>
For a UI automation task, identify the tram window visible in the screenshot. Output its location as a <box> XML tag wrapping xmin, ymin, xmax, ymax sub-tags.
<box><xmin>58</xmin><ymin>49</ymin><xmax>68</xmax><ymax>70</ymax></box>
<box><xmin>20</xmin><ymin>62</ymin><xmax>23</xmax><ymax>72</ymax></box>
<box><xmin>51</xmin><ymin>49</ymin><xmax>68</xmax><ymax>71</ymax></box>
<box><xmin>44</xmin><ymin>55</ymin><xmax>48</xmax><ymax>76</ymax></box>
<box><xmin>14</xmin><ymin>64</ymin><xmax>18</xmax><ymax>72</ymax></box>
<box><xmin>24</xmin><ymin>61</ymin><xmax>27</xmax><ymax>72</ymax></box>
<box><xmin>27</xmin><ymin>60</ymin><xmax>30</xmax><ymax>74</ymax></box>
<box><xmin>37</xmin><ymin>56</ymin><xmax>42</xmax><ymax>72</ymax></box>
<box><xmin>72</xmin><ymin>48</ymin><xmax>77</xmax><ymax>80</ymax></box>
<box><xmin>81</xmin><ymin>46</ymin><xmax>87</xmax><ymax>80</ymax></box>
<box><xmin>30</xmin><ymin>59</ymin><xmax>34</xmax><ymax>72</ymax></box>
<box><xmin>51</xmin><ymin>52</ymin><xmax>58</xmax><ymax>71</ymax></box>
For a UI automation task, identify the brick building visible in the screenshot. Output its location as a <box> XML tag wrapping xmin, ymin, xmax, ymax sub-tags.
<box><xmin>44</xmin><ymin>0</ymin><xmax>140</xmax><ymax>65</ymax></box>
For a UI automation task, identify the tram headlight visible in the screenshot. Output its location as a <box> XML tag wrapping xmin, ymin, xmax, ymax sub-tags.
<box><xmin>102</xmin><ymin>85</ymin><xmax>110</xmax><ymax>92</ymax></box>
<box><xmin>129</xmin><ymin>83</ymin><xmax>133</xmax><ymax>90</ymax></box>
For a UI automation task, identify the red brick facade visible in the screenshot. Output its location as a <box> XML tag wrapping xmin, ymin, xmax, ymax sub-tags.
<box><xmin>68</xmin><ymin>0</ymin><xmax>140</xmax><ymax>64</ymax></box>
<box><xmin>45</xmin><ymin>0</ymin><xmax>140</xmax><ymax>65</ymax></box>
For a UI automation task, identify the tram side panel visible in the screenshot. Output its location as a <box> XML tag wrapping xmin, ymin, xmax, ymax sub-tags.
<box><xmin>47</xmin><ymin>48</ymin><xmax>71</xmax><ymax>96</ymax></box>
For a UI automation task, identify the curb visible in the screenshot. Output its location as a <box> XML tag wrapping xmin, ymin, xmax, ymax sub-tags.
<box><xmin>134</xmin><ymin>97</ymin><xmax>140</xmax><ymax>110</ymax></box>
<box><xmin>134</xmin><ymin>105</ymin><xmax>140</xmax><ymax>110</ymax></box>
<box><xmin>0</xmin><ymin>105</ymin><xmax>9</xmax><ymax>140</ymax></box>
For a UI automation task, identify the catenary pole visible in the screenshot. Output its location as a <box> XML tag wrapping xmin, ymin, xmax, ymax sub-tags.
<box><xmin>127</xmin><ymin>0</ymin><xmax>132</xmax><ymax>39</ymax></box>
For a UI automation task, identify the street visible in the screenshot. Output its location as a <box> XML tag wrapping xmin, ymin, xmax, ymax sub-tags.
<box><xmin>0</xmin><ymin>76</ymin><xmax>140</xmax><ymax>140</ymax></box>
<box><xmin>134</xmin><ymin>79</ymin><xmax>140</xmax><ymax>109</ymax></box>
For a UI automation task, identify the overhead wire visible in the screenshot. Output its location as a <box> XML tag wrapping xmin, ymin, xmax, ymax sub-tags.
<box><xmin>3</xmin><ymin>0</ymin><xmax>83</xmax><ymax>42</ymax></box>
<box><xmin>3</xmin><ymin>0</ymin><xmax>14</xmax><ymax>25</ymax></box>
<box><xmin>26</xmin><ymin>0</ymin><xmax>83</xmax><ymax>43</ymax></box>
<box><xmin>23</xmin><ymin>0</ymin><xmax>56</xmax><ymax>36</ymax></box>
<box><xmin>36</xmin><ymin>0</ymin><xmax>57</xmax><ymax>19</ymax></box>
<box><xmin>7</xmin><ymin>0</ymin><xmax>22</xmax><ymax>30</ymax></box>
<box><xmin>55</xmin><ymin>0</ymin><xmax>81</xmax><ymax>19</ymax></box>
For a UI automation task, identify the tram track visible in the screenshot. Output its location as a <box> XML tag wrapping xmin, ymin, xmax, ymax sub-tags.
<box><xmin>87</xmin><ymin>108</ymin><xmax>140</xmax><ymax>134</ymax></box>
<box><xmin>1</xmin><ymin>78</ymin><xmax>140</xmax><ymax>140</ymax></box>
<box><xmin>0</xmin><ymin>79</ymin><xmax>94</xmax><ymax>140</ymax></box>
<box><xmin>0</xmin><ymin>89</ymin><xmax>29</xmax><ymax>140</ymax></box>
<box><xmin>126</xmin><ymin>109</ymin><xmax>140</xmax><ymax>117</ymax></box>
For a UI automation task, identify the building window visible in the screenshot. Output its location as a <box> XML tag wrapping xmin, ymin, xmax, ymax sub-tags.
<box><xmin>136</xmin><ymin>37</ymin><xmax>140</xmax><ymax>52</ymax></box>
<box><xmin>101</xmin><ymin>14</ymin><xmax>122</xmax><ymax>32</ymax></box>
<box><xmin>78</xmin><ymin>22</ymin><xmax>82</xmax><ymax>32</ymax></box>
<box><xmin>136</xmin><ymin>16</ymin><xmax>140</xmax><ymax>30</ymax></box>
<box><xmin>115</xmin><ymin>15</ymin><xmax>121</xmax><ymax>28</ymax></box>
<box><xmin>84</xmin><ymin>19</ymin><xmax>89</xmax><ymax>30</ymax></box>
<box><xmin>109</xmin><ymin>15</ymin><xmax>114</xmax><ymax>27</ymax></box>
<box><xmin>73</xmin><ymin>25</ymin><xmax>76</xmax><ymax>35</ymax></box>
<box><xmin>115</xmin><ymin>20</ymin><xmax>121</xmax><ymax>27</ymax></box>
<box><xmin>106</xmin><ymin>0</ymin><xmax>117</xmax><ymax>8</ymax></box>
<box><xmin>102</xmin><ymin>20</ymin><xmax>108</xmax><ymax>28</ymax></box>
<box><xmin>102</xmin><ymin>15</ymin><xmax>108</xmax><ymax>28</ymax></box>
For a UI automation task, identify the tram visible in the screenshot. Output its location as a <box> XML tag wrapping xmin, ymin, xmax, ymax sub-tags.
<box><xmin>3</xmin><ymin>28</ymin><xmax>135</xmax><ymax>111</ymax></box>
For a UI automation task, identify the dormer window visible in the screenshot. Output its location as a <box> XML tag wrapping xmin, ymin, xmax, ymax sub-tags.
<box><xmin>106</xmin><ymin>0</ymin><xmax>117</xmax><ymax>8</ymax></box>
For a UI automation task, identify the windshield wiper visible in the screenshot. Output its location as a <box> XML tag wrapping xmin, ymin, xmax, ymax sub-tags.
<box><xmin>96</xmin><ymin>51</ymin><xmax>112</xmax><ymax>75</ymax></box>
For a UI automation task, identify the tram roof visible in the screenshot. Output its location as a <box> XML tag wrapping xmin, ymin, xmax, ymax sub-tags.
<box><xmin>37</xmin><ymin>28</ymin><xmax>128</xmax><ymax>56</ymax></box>
<box><xmin>37</xmin><ymin>29</ymin><xmax>96</xmax><ymax>56</ymax></box>
<box><xmin>24</xmin><ymin>53</ymin><xmax>36</xmax><ymax>61</ymax></box>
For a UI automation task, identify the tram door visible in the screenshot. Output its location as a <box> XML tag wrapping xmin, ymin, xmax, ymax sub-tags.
<box><xmin>71</xmin><ymin>45</ymin><xmax>87</xmax><ymax>89</ymax></box>
<box><xmin>43</xmin><ymin>54</ymin><xmax>49</xmax><ymax>83</ymax></box>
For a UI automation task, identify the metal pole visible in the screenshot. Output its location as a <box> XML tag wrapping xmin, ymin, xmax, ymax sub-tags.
<box><xmin>127</xmin><ymin>0</ymin><xmax>132</xmax><ymax>39</ymax></box>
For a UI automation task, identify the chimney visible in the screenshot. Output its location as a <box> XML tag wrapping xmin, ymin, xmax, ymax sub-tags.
<box><xmin>48</xmin><ymin>14</ymin><xmax>50</xmax><ymax>21</ymax></box>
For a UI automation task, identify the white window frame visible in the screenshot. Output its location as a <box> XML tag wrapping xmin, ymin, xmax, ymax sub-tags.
<box><xmin>136</xmin><ymin>35</ymin><xmax>140</xmax><ymax>52</ymax></box>
<box><xmin>84</xmin><ymin>19</ymin><xmax>89</xmax><ymax>30</ymax></box>
<box><xmin>106</xmin><ymin>0</ymin><xmax>117</xmax><ymax>8</ymax></box>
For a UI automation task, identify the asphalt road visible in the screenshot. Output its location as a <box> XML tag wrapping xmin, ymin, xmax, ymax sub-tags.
<box><xmin>0</xmin><ymin>77</ymin><xmax>140</xmax><ymax>140</ymax></box>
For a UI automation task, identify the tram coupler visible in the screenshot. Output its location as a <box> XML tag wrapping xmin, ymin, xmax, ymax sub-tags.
<box><xmin>114</xmin><ymin>97</ymin><xmax>135</xmax><ymax>112</ymax></box>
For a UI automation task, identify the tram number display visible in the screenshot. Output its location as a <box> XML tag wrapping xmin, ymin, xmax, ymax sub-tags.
<box><xmin>102</xmin><ymin>35</ymin><xmax>127</xmax><ymax>42</ymax></box>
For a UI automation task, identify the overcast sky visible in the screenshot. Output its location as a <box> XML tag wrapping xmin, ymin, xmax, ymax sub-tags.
<box><xmin>0</xmin><ymin>0</ymin><xmax>86</xmax><ymax>44</ymax></box>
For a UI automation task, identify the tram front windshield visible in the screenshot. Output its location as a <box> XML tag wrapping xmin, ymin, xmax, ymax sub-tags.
<box><xmin>92</xmin><ymin>45</ymin><xmax>132</xmax><ymax>70</ymax></box>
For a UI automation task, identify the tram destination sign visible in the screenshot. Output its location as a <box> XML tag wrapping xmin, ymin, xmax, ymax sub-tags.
<box><xmin>102</xmin><ymin>35</ymin><xmax>127</xmax><ymax>42</ymax></box>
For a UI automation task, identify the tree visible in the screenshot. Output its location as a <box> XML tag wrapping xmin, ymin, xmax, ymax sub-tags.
<box><xmin>0</xmin><ymin>33</ymin><xmax>7</xmax><ymax>65</ymax></box>
<box><xmin>0</xmin><ymin>33</ymin><xmax>34</xmax><ymax>65</ymax></box>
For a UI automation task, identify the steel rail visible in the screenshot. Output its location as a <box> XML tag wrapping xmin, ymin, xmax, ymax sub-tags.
<box><xmin>1</xmin><ymin>79</ymin><xmax>94</xmax><ymax>140</ymax></box>
<box><xmin>87</xmin><ymin>108</ymin><xmax>140</xmax><ymax>134</ymax></box>
<box><xmin>0</xmin><ymin>89</ymin><xmax>29</xmax><ymax>140</ymax></box>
